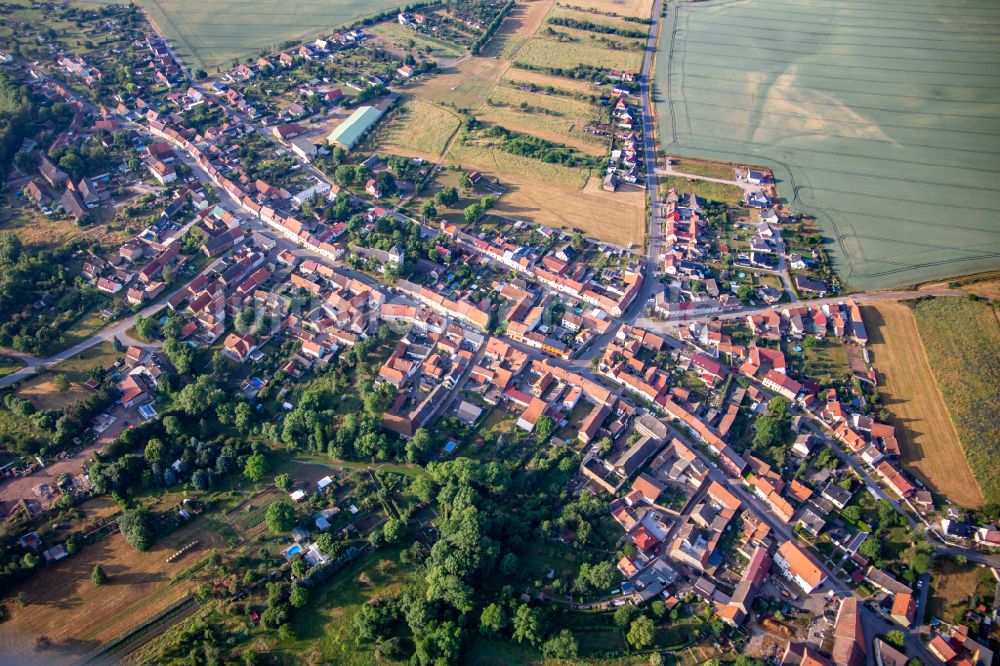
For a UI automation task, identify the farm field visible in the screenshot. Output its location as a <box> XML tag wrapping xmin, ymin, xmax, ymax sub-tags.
<box><xmin>907</xmin><ymin>297</ymin><xmax>1000</xmax><ymax>505</ymax></box>
<box><xmin>0</xmin><ymin>522</ymin><xmax>222</xmax><ymax>664</ymax></box>
<box><xmin>402</xmin><ymin>0</ymin><xmax>646</xmax><ymax>247</ymax></box>
<box><xmin>482</xmin><ymin>0</ymin><xmax>556</xmax><ymax>58</ymax></box>
<box><xmin>657</xmin><ymin>0</ymin><xmax>1000</xmax><ymax>289</ymax></box>
<box><xmin>482</xmin><ymin>86</ymin><xmax>605</xmax><ymax>155</ymax></box>
<box><xmin>554</xmin><ymin>0</ymin><xmax>654</xmax><ymax>19</ymax></box>
<box><xmin>136</xmin><ymin>0</ymin><xmax>404</xmax><ymax>70</ymax></box>
<box><xmin>376</xmin><ymin>97</ymin><xmax>461</xmax><ymax>160</ymax></box>
<box><xmin>493</xmin><ymin>172</ymin><xmax>645</xmax><ymax>247</ymax></box>
<box><xmin>514</xmin><ymin>34</ymin><xmax>642</xmax><ymax>72</ymax></box>
<box><xmin>862</xmin><ymin>302</ymin><xmax>986</xmax><ymax>508</ymax></box>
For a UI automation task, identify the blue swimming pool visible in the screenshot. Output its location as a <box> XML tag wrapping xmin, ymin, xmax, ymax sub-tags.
<box><xmin>284</xmin><ymin>544</ymin><xmax>303</xmax><ymax>558</ymax></box>
<box><xmin>443</xmin><ymin>441</ymin><xmax>457</xmax><ymax>454</ymax></box>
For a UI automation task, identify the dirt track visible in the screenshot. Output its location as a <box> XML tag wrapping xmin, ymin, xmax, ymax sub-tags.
<box><xmin>863</xmin><ymin>302</ymin><xmax>985</xmax><ymax>508</ymax></box>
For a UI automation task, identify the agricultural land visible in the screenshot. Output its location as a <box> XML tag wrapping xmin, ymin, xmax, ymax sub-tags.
<box><xmin>137</xmin><ymin>0</ymin><xmax>405</xmax><ymax>70</ymax></box>
<box><xmin>907</xmin><ymin>297</ymin><xmax>1000</xmax><ymax>505</ymax></box>
<box><xmin>657</xmin><ymin>0</ymin><xmax>1000</xmax><ymax>289</ymax></box>
<box><xmin>863</xmin><ymin>302</ymin><xmax>986</xmax><ymax>508</ymax></box>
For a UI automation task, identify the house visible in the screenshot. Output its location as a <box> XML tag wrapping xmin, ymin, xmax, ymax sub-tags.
<box><xmin>891</xmin><ymin>592</ymin><xmax>915</xmax><ymax>627</ymax></box>
<box><xmin>39</xmin><ymin>156</ymin><xmax>68</xmax><ymax>187</ymax></box>
<box><xmin>119</xmin><ymin>374</ymin><xmax>151</xmax><ymax>408</ymax></box>
<box><xmin>762</xmin><ymin>369</ymin><xmax>802</xmax><ymax>400</ymax></box>
<box><xmin>59</xmin><ymin>189</ymin><xmax>88</xmax><ymax>220</ymax></box>
<box><xmin>149</xmin><ymin>160</ymin><xmax>177</xmax><ymax>184</ymax></box>
<box><xmin>516</xmin><ymin>397</ymin><xmax>548</xmax><ymax>432</ymax></box>
<box><xmin>832</xmin><ymin>598</ymin><xmax>865</xmax><ymax>666</ymax></box>
<box><xmin>222</xmin><ymin>333</ymin><xmax>257</xmax><ymax>363</ymax></box>
<box><xmin>774</xmin><ymin>540</ymin><xmax>826</xmax><ymax>593</ymax></box>
<box><xmin>272</xmin><ymin>123</ymin><xmax>304</xmax><ymax>140</ymax></box>
<box><xmin>795</xmin><ymin>274</ymin><xmax>828</xmax><ymax>297</ymax></box>
<box><xmin>365</xmin><ymin>178</ymin><xmax>382</xmax><ymax>198</ymax></box>
<box><xmin>24</xmin><ymin>180</ymin><xmax>51</xmax><ymax>208</ymax></box>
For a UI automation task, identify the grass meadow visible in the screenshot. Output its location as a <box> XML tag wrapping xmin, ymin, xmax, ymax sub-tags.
<box><xmin>657</xmin><ymin>0</ymin><xmax>1000</xmax><ymax>289</ymax></box>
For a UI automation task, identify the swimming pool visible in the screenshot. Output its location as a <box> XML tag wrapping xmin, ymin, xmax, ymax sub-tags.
<box><xmin>283</xmin><ymin>544</ymin><xmax>303</xmax><ymax>558</ymax></box>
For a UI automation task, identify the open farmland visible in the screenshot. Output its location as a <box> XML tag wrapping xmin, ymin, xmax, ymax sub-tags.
<box><xmin>482</xmin><ymin>85</ymin><xmax>605</xmax><ymax>154</ymax></box>
<box><xmin>555</xmin><ymin>0</ymin><xmax>654</xmax><ymax>19</ymax></box>
<box><xmin>908</xmin><ymin>297</ymin><xmax>1000</xmax><ymax>504</ymax></box>
<box><xmin>376</xmin><ymin>97</ymin><xmax>461</xmax><ymax>160</ymax></box>
<box><xmin>862</xmin><ymin>302</ymin><xmax>986</xmax><ymax>508</ymax></box>
<box><xmin>514</xmin><ymin>33</ymin><xmax>642</xmax><ymax>72</ymax></box>
<box><xmin>0</xmin><ymin>523</ymin><xmax>222</xmax><ymax>664</ymax></box>
<box><xmin>657</xmin><ymin>0</ymin><xmax>1000</xmax><ymax>289</ymax></box>
<box><xmin>137</xmin><ymin>0</ymin><xmax>404</xmax><ymax>70</ymax></box>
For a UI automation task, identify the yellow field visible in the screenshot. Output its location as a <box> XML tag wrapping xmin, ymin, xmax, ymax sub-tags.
<box><xmin>482</xmin><ymin>85</ymin><xmax>605</xmax><ymax>154</ymax></box>
<box><xmin>491</xmin><ymin>171</ymin><xmax>645</xmax><ymax>247</ymax></box>
<box><xmin>863</xmin><ymin>302</ymin><xmax>985</xmax><ymax>507</ymax></box>
<box><xmin>377</xmin><ymin>97</ymin><xmax>461</xmax><ymax>160</ymax></box>
<box><xmin>514</xmin><ymin>36</ymin><xmax>643</xmax><ymax>72</ymax></box>
<box><xmin>447</xmin><ymin>133</ymin><xmax>591</xmax><ymax>190</ymax></box>
<box><xmin>484</xmin><ymin>0</ymin><xmax>557</xmax><ymax>57</ymax></box>
<box><xmin>556</xmin><ymin>0</ymin><xmax>654</xmax><ymax>19</ymax></box>
<box><xmin>502</xmin><ymin>69</ymin><xmax>603</xmax><ymax>95</ymax></box>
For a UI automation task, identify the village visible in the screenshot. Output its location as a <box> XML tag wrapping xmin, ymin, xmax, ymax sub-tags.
<box><xmin>0</xmin><ymin>0</ymin><xmax>995</xmax><ymax>665</ymax></box>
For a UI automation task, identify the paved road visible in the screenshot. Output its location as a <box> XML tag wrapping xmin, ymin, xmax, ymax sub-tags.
<box><xmin>634</xmin><ymin>289</ymin><xmax>964</xmax><ymax>332</ymax></box>
<box><xmin>631</xmin><ymin>0</ymin><xmax>665</xmax><ymax>322</ymax></box>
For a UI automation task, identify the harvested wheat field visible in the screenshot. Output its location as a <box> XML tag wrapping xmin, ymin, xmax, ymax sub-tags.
<box><xmin>0</xmin><ymin>521</ymin><xmax>223</xmax><ymax>664</ymax></box>
<box><xmin>483</xmin><ymin>0</ymin><xmax>556</xmax><ymax>58</ymax></box>
<box><xmin>863</xmin><ymin>302</ymin><xmax>985</xmax><ymax>508</ymax></box>
<box><xmin>555</xmin><ymin>0</ymin><xmax>654</xmax><ymax>19</ymax></box>
<box><xmin>376</xmin><ymin>97</ymin><xmax>461</xmax><ymax>160</ymax></box>
<box><xmin>490</xmin><ymin>172</ymin><xmax>645</xmax><ymax>247</ymax></box>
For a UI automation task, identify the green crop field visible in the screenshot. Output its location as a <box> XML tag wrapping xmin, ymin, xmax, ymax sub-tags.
<box><xmin>657</xmin><ymin>0</ymin><xmax>1000</xmax><ymax>289</ymax></box>
<box><xmin>137</xmin><ymin>0</ymin><xmax>404</xmax><ymax>70</ymax></box>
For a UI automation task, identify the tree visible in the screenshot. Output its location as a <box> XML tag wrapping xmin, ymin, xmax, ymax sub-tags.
<box><xmin>736</xmin><ymin>284</ymin><xmax>755</xmax><ymax>302</ymax></box>
<box><xmin>274</xmin><ymin>472</ymin><xmax>292</xmax><ymax>491</ymax></box>
<box><xmin>842</xmin><ymin>506</ymin><xmax>861</xmax><ymax>524</ymax></box>
<box><xmin>614</xmin><ymin>604</ymin><xmax>640</xmax><ymax>629</ymax></box>
<box><xmin>244</xmin><ymin>453</ymin><xmax>268</xmax><ymax>482</ymax></box>
<box><xmin>884</xmin><ymin>630</ymin><xmax>905</xmax><ymax>650</ymax></box>
<box><xmin>459</xmin><ymin>172</ymin><xmax>473</xmax><ymax>190</ymax></box>
<box><xmin>571</xmin><ymin>232</ymin><xmax>584</xmax><ymax>250</ymax></box>
<box><xmin>463</xmin><ymin>202</ymin><xmax>482</xmax><ymax>224</ymax></box>
<box><xmin>266</xmin><ymin>500</ymin><xmax>296</xmax><ymax>533</ymax></box>
<box><xmin>499</xmin><ymin>552</ymin><xmax>519</xmax><ymax>577</ymax></box>
<box><xmin>512</xmin><ymin>604</ymin><xmax>543</xmax><ymax>645</ymax></box>
<box><xmin>649</xmin><ymin>654</ymin><xmax>666</xmax><ymax>666</ymax></box>
<box><xmin>479</xmin><ymin>602</ymin><xmax>506</xmax><ymax>635</ymax></box>
<box><xmin>534</xmin><ymin>415</ymin><xmax>555</xmax><ymax>443</ymax></box>
<box><xmin>134</xmin><ymin>314</ymin><xmax>157</xmax><ymax>341</ymax></box>
<box><xmin>542</xmin><ymin>629</ymin><xmax>579</xmax><ymax>660</ymax></box>
<box><xmin>626</xmin><ymin>616</ymin><xmax>655</xmax><ymax>649</ymax></box>
<box><xmin>289</xmin><ymin>583</ymin><xmax>309</xmax><ymax>608</ymax></box>
<box><xmin>383</xmin><ymin>518</ymin><xmax>406</xmax><ymax>544</ymax></box>
<box><xmin>53</xmin><ymin>374</ymin><xmax>70</xmax><ymax>392</ymax></box>
<box><xmin>119</xmin><ymin>509</ymin><xmax>154</xmax><ymax>551</ymax></box>
<box><xmin>420</xmin><ymin>200</ymin><xmax>437</xmax><ymax>221</ymax></box>
<box><xmin>858</xmin><ymin>535</ymin><xmax>882</xmax><ymax>560</ymax></box>
<box><xmin>144</xmin><ymin>438</ymin><xmax>164</xmax><ymax>463</ymax></box>
<box><xmin>91</xmin><ymin>564</ymin><xmax>107</xmax><ymax>585</ymax></box>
